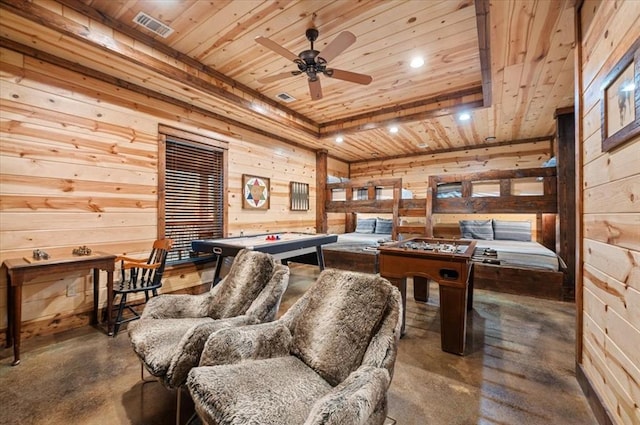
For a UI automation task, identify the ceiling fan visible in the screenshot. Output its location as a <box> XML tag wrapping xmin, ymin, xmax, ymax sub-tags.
<box><xmin>255</xmin><ymin>28</ymin><xmax>373</xmax><ymax>101</ymax></box>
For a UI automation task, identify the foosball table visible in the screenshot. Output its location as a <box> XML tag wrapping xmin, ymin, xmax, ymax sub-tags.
<box><xmin>378</xmin><ymin>237</ymin><xmax>477</xmax><ymax>355</ymax></box>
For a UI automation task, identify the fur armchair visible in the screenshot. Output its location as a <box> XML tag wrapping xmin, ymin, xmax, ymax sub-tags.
<box><xmin>127</xmin><ymin>249</ymin><xmax>290</xmax><ymax>390</ymax></box>
<box><xmin>186</xmin><ymin>269</ymin><xmax>402</xmax><ymax>425</ymax></box>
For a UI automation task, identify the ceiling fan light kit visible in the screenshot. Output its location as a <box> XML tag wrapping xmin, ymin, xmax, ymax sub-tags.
<box><xmin>256</xmin><ymin>28</ymin><xmax>373</xmax><ymax>101</ymax></box>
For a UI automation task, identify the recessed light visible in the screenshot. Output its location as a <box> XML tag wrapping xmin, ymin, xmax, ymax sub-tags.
<box><xmin>417</xmin><ymin>143</ymin><xmax>428</xmax><ymax>149</ymax></box>
<box><xmin>251</xmin><ymin>103</ymin><xmax>265</xmax><ymax>114</ymax></box>
<box><xmin>410</xmin><ymin>57</ymin><xmax>424</xmax><ymax>68</ymax></box>
<box><xmin>458</xmin><ymin>112</ymin><xmax>471</xmax><ymax>121</ymax></box>
<box><xmin>485</xmin><ymin>136</ymin><xmax>496</xmax><ymax>142</ymax></box>
<box><xmin>389</xmin><ymin>126</ymin><xmax>399</xmax><ymax>134</ymax></box>
<box><xmin>335</xmin><ymin>136</ymin><xmax>344</xmax><ymax>143</ymax></box>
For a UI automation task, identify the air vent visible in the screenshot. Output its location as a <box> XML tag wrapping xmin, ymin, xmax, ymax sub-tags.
<box><xmin>275</xmin><ymin>92</ymin><xmax>296</xmax><ymax>103</ymax></box>
<box><xmin>133</xmin><ymin>12</ymin><xmax>174</xmax><ymax>38</ymax></box>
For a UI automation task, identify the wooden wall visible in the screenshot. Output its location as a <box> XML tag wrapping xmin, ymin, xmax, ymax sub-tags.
<box><xmin>577</xmin><ymin>2</ymin><xmax>640</xmax><ymax>424</ymax></box>
<box><xmin>0</xmin><ymin>47</ymin><xmax>317</xmax><ymax>338</ymax></box>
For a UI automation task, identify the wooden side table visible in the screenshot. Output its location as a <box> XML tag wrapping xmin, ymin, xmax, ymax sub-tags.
<box><xmin>379</xmin><ymin>238</ymin><xmax>476</xmax><ymax>355</ymax></box>
<box><xmin>3</xmin><ymin>253</ymin><xmax>116</xmax><ymax>365</ymax></box>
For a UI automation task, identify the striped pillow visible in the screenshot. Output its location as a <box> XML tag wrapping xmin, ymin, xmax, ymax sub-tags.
<box><xmin>493</xmin><ymin>220</ymin><xmax>531</xmax><ymax>241</ymax></box>
<box><xmin>459</xmin><ymin>220</ymin><xmax>494</xmax><ymax>240</ymax></box>
<box><xmin>374</xmin><ymin>218</ymin><xmax>393</xmax><ymax>234</ymax></box>
<box><xmin>355</xmin><ymin>217</ymin><xmax>376</xmax><ymax>234</ymax></box>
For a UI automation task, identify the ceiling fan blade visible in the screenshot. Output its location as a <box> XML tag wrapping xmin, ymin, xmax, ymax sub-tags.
<box><xmin>308</xmin><ymin>78</ymin><xmax>322</xmax><ymax>101</ymax></box>
<box><xmin>255</xmin><ymin>36</ymin><xmax>299</xmax><ymax>62</ymax></box>
<box><xmin>326</xmin><ymin>69</ymin><xmax>373</xmax><ymax>85</ymax></box>
<box><xmin>257</xmin><ymin>71</ymin><xmax>300</xmax><ymax>84</ymax></box>
<box><xmin>317</xmin><ymin>31</ymin><xmax>356</xmax><ymax>63</ymax></box>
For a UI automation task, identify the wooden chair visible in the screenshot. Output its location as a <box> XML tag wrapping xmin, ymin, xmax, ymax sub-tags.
<box><xmin>111</xmin><ymin>239</ymin><xmax>173</xmax><ymax>335</ymax></box>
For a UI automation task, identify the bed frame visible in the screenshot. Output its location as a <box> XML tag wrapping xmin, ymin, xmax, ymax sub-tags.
<box><xmin>324</xmin><ymin>167</ymin><xmax>567</xmax><ymax>301</ymax></box>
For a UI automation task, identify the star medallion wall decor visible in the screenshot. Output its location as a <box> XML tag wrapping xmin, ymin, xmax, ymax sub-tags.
<box><xmin>242</xmin><ymin>174</ymin><xmax>270</xmax><ymax>210</ymax></box>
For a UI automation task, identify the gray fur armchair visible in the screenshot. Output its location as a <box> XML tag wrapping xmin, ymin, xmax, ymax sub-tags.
<box><xmin>186</xmin><ymin>269</ymin><xmax>402</xmax><ymax>425</ymax></box>
<box><xmin>127</xmin><ymin>249</ymin><xmax>290</xmax><ymax>390</ymax></box>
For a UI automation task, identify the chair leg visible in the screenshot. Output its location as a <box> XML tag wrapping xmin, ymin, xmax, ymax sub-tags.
<box><xmin>140</xmin><ymin>361</ymin><xmax>155</xmax><ymax>383</ymax></box>
<box><xmin>113</xmin><ymin>293</ymin><xmax>127</xmax><ymax>336</ymax></box>
<box><xmin>176</xmin><ymin>388</ymin><xmax>181</xmax><ymax>425</ymax></box>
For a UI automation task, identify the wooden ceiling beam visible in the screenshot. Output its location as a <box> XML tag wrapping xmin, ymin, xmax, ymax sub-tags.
<box><xmin>475</xmin><ymin>0</ymin><xmax>492</xmax><ymax>106</ymax></box>
<box><xmin>320</xmin><ymin>87</ymin><xmax>485</xmax><ymax>138</ymax></box>
<box><xmin>349</xmin><ymin>136</ymin><xmax>553</xmax><ymax>164</ymax></box>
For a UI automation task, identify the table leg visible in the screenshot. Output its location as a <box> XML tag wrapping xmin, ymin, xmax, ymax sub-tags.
<box><xmin>6</xmin><ymin>281</ymin><xmax>13</xmax><ymax>348</ymax></box>
<box><xmin>466</xmin><ymin>264</ymin><xmax>474</xmax><ymax>311</ymax></box>
<box><xmin>212</xmin><ymin>255</ymin><xmax>224</xmax><ymax>287</ymax></box>
<box><xmin>387</xmin><ymin>277</ymin><xmax>407</xmax><ymax>336</ymax></box>
<box><xmin>104</xmin><ymin>269</ymin><xmax>114</xmax><ymax>336</ymax></box>
<box><xmin>413</xmin><ymin>276</ymin><xmax>430</xmax><ymax>302</ymax></box>
<box><xmin>438</xmin><ymin>284</ymin><xmax>468</xmax><ymax>355</ymax></box>
<box><xmin>315</xmin><ymin>246</ymin><xmax>326</xmax><ymax>270</ymax></box>
<box><xmin>92</xmin><ymin>268</ymin><xmax>99</xmax><ymax>325</ymax></box>
<box><xmin>12</xmin><ymin>283</ymin><xmax>22</xmax><ymax>365</ymax></box>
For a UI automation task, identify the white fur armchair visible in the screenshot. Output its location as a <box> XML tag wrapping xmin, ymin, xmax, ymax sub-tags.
<box><xmin>127</xmin><ymin>249</ymin><xmax>290</xmax><ymax>390</ymax></box>
<box><xmin>186</xmin><ymin>269</ymin><xmax>402</xmax><ymax>425</ymax></box>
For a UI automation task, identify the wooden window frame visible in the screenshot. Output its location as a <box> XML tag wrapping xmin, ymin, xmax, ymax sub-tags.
<box><xmin>158</xmin><ymin>126</ymin><xmax>228</xmax><ymax>265</ymax></box>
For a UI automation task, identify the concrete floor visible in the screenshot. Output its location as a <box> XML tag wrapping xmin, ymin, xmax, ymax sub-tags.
<box><xmin>0</xmin><ymin>264</ymin><xmax>597</xmax><ymax>425</ymax></box>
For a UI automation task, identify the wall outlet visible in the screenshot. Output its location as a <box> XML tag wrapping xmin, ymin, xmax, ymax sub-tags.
<box><xmin>66</xmin><ymin>282</ymin><xmax>78</xmax><ymax>297</ymax></box>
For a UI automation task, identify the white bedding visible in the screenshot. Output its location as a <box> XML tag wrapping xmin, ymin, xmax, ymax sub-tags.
<box><xmin>337</xmin><ymin>232</ymin><xmax>392</xmax><ymax>244</ymax></box>
<box><xmin>473</xmin><ymin>240</ymin><xmax>559</xmax><ymax>272</ymax></box>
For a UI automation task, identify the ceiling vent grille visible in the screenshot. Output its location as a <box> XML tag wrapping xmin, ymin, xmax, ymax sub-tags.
<box><xmin>276</xmin><ymin>92</ymin><xmax>296</xmax><ymax>103</ymax></box>
<box><xmin>133</xmin><ymin>12</ymin><xmax>174</xmax><ymax>38</ymax></box>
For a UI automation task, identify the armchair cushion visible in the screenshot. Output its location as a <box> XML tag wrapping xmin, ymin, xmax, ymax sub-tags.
<box><xmin>188</xmin><ymin>356</ymin><xmax>332</xmax><ymax>425</ymax></box>
<box><xmin>140</xmin><ymin>292</ymin><xmax>211</xmax><ymax>319</ymax></box>
<box><xmin>305</xmin><ymin>366</ymin><xmax>390</xmax><ymax>425</ymax></box>
<box><xmin>164</xmin><ymin>315</ymin><xmax>259</xmax><ymax>388</ymax></box>
<box><xmin>209</xmin><ymin>249</ymin><xmax>276</xmax><ymax>319</ymax></box>
<box><xmin>129</xmin><ymin>317</ymin><xmax>214</xmax><ymax>377</ymax></box>
<box><xmin>291</xmin><ymin>270</ymin><xmax>392</xmax><ymax>386</ymax></box>
<box><xmin>198</xmin><ymin>321</ymin><xmax>292</xmax><ymax>367</ymax></box>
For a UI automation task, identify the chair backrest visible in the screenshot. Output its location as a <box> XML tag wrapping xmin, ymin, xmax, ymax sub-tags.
<box><xmin>208</xmin><ymin>249</ymin><xmax>277</xmax><ymax>319</ymax></box>
<box><xmin>146</xmin><ymin>239</ymin><xmax>173</xmax><ymax>287</ymax></box>
<box><xmin>245</xmin><ymin>263</ymin><xmax>290</xmax><ymax>322</ymax></box>
<box><xmin>283</xmin><ymin>269</ymin><xmax>401</xmax><ymax>386</ymax></box>
<box><xmin>119</xmin><ymin>239</ymin><xmax>173</xmax><ymax>289</ymax></box>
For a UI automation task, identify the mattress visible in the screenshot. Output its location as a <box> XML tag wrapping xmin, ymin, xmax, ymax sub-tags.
<box><xmin>472</xmin><ymin>240</ymin><xmax>559</xmax><ymax>272</ymax></box>
<box><xmin>336</xmin><ymin>232</ymin><xmax>392</xmax><ymax>244</ymax></box>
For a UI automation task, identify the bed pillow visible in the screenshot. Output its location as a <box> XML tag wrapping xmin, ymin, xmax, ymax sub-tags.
<box><xmin>459</xmin><ymin>220</ymin><xmax>494</xmax><ymax>240</ymax></box>
<box><xmin>374</xmin><ymin>218</ymin><xmax>393</xmax><ymax>234</ymax></box>
<box><xmin>355</xmin><ymin>217</ymin><xmax>376</xmax><ymax>234</ymax></box>
<box><xmin>493</xmin><ymin>220</ymin><xmax>532</xmax><ymax>241</ymax></box>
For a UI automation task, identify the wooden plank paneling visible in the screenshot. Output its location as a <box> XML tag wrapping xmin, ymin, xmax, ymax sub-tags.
<box><xmin>578</xmin><ymin>3</ymin><xmax>640</xmax><ymax>423</ymax></box>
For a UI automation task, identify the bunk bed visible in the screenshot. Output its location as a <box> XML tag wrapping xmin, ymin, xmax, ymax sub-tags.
<box><xmin>323</xmin><ymin>168</ymin><xmax>566</xmax><ymax>300</ymax></box>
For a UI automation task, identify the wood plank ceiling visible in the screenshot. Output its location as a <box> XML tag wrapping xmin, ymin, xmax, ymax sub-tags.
<box><xmin>0</xmin><ymin>0</ymin><xmax>575</xmax><ymax>162</ymax></box>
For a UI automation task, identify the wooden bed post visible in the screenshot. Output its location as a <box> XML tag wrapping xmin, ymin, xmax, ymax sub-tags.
<box><xmin>316</xmin><ymin>149</ymin><xmax>328</xmax><ymax>234</ymax></box>
<box><xmin>425</xmin><ymin>177</ymin><xmax>435</xmax><ymax>237</ymax></box>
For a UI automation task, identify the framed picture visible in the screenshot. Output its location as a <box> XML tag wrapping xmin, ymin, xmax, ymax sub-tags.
<box><xmin>242</xmin><ymin>174</ymin><xmax>270</xmax><ymax>210</ymax></box>
<box><xmin>601</xmin><ymin>37</ymin><xmax>640</xmax><ymax>152</ymax></box>
<box><xmin>290</xmin><ymin>181</ymin><xmax>309</xmax><ymax>211</ymax></box>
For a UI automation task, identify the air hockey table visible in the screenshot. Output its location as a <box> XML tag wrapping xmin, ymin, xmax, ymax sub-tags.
<box><xmin>191</xmin><ymin>232</ymin><xmax>338</xmax><ymax>285</ymax></box>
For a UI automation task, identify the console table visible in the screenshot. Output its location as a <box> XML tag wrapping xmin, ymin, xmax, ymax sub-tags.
<box><xmin>379</xmin><ymin>238</ymin><xmax>476</xmax><ymax>355</ymax></box>
<box><xmin>3</xmin><ymin>253</ymin><xmax>116</xmax><ymax>365</ymax></box>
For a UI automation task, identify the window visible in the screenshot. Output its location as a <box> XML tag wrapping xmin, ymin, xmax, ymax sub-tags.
<box><xmin>159</xmin><ymin>127</ymin><xmax>227</xmax><ymax>264</ymax></box>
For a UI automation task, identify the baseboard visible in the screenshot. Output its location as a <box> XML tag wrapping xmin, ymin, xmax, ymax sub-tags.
<box><xmin>576</xmin><ymin>362</ymin><xmax>615</xmax><ymax>425</ymax></box>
